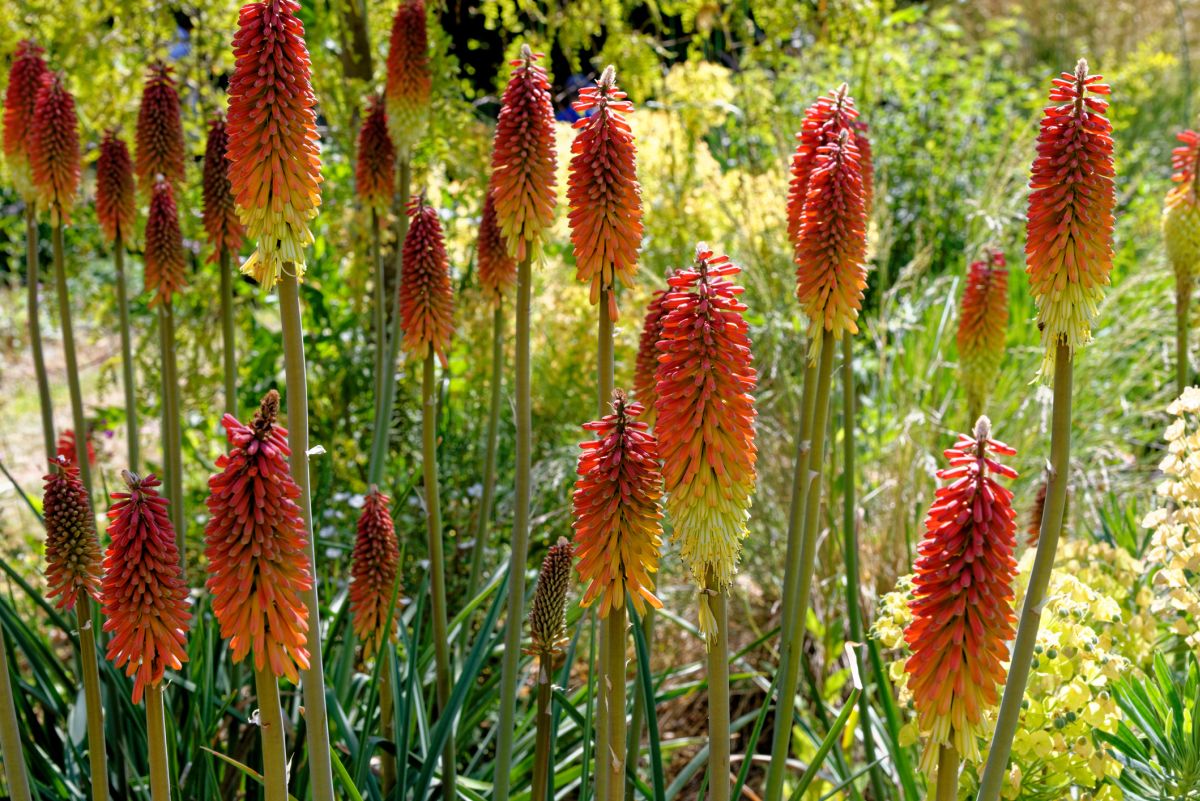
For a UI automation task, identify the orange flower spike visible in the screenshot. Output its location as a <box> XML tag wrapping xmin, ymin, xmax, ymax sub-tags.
<box><xmin>96</xmin><ymin>130</ymin><xmax>136</xmax><ymax>246</ymax></box>
<box><xmin>102</xmin><ymin>471</ymin><xmax>191</xmax><ymax>704</ymax></box>
<box><xmin>349</xmin><ymin>487</ymin><xmax>401</xmax><ymax>660</ymax></box>
<box><xmin>55</xmin><ymin>428</ymin><xmax>96</xmax><ymax>469</ymax></box>
<box><xmin>477</xmin><ymin>185</ymin><xmax>517</xmax><ymax>305</ymax></box>
<box><xmin>957</xmin><ymin>249</ymin><xmax>1009</xmax><ymax>416</ymax></box>
<box><xmin>204</xmin><ymin>390</ymin><xmax>313</xmax><ymax>682</ymax></box>
<box><xmin>654</xmin><ymin>245</ymin><xmax>758</xmax><ymax>639</ymax></box>
<box><xmin>145</xmin><ymin>177</ymin><xmax>187</xmax><ymax>306</ymax></box>
<box><xmin>202</xmin><ymin>115</ymin><xmax>245</xmax><ymax>263</ymax></box>
<box><xmin>490</xmin><ymin>45</ymin><xmax>557</xmax><ymax>262</ymax></box>
<box><xmin>399</xmin><ymin>195</ymin><xmax>455</xmax><ymax>366</ymax></box>
<box><xmin>42</xmin><ymin>456</ymin><xmax>102</xmax><ymax>610</ymax></box>
<box><xmin>356</xmin><ymin>94</ymin><xmax>395</xmax><ymax>213</ymax></box>
<box><xmin>134</xmin><ymin>63</ymin><xmax>185</xmax><ymax>193</ymax></box>
<box><xmin>1164</xmin><ymin>130</ymin><xmax>1200</xmax><ymax>279</ymax></box>
<box><xmin>572</xmin><ymin>390</ymin><xmax>664</xmax><ymax>617</ymax></box>
<box><xmin>785</xmin><ymin>85</ymin><xmax>862</xmax><ymax>256</ymax></box>
<box><xmin>29</xmin><ymin>72</ymin><xmax>80</xmax><ymax>226</ymax></box>
<box><xmin>3</xmin><ymin>40</ymin><xmax>47</xmax><ymax>200</ymax></box>
<box><xmin>855</xmin><ymin>120</ymin><xmax>875</xmax><ymax>215</ymax></box>
<box><xmin>1025</xmin><ymin>60</ymin><xmax>1115</xmax><ymax>378</ymax></box>
<box><xmin>384</xmin><ymin>0</ymin><xmax>431</xmax><ymax>157</ymax></box>
<box><xmin>567</xmin><ymin>66</ymin><xmax>643</xmax><ymax>319</ymax></box>
<box><xmin>227</xmin><ymin>0</ymin><xmax>323</xmax><ymax>288</ymax></box>
<box><xmin>794</xmin><ymin>129</ymin><xmax>869</xmax><ymax>356</ymax></box>
<box><xmin>903</xmin><ymin>418</ymin><xmax>1018</xmax><ymax>773</ymax></box>
<box><xmin>632</xmin><ymin>272</ymin><xmax>676</xmax><ymax>420</ymax></box>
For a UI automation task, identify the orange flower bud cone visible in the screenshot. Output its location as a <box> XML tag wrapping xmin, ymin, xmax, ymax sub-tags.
<box><xmin>1164</xmin><ymin>130</ymin><xmax>1200</xmax><ymax>280</ymax></box>
<box><xmin>134</xmin><ymin>63</ymin><xmax>186</xmax><ymax>194</ymax></box>
<box><xmin>572</xmin><ymin>390</ymin><xmax>664</xmax><ymax>617</ymax></box>
<box><xmin>349</xmin><ymin>487</ymin><xmax>400</xmax><ymax>660</ymax></box>
<box><xmin>3</xmin><ymin>40</ymin><xmax>48</xmax><ymax>201</ymax></box>
<box><xmin>384</xmin><ymin>0</ymin><xmax>431</xmax><ymax>157</ymax></box>
<box><xmin>227</xmin><ymin>0</ymin><xmax>323</xmax><ymax>288</ymax></box>
<box><xmin>1026</xmin><ymin>60</ymin><xmax>1115</xmax><ymax>378</ymax></box>
<box><xmin>356</xmin><ymin>94</ymin><xmax>395</xmax><ymax>213</ymax></box>
<box><xmin>477</xmin><ymin>184</ymin><xmax>516</xmax><ymax>305</ymax></box>
<box><xmin>29</xmin><ymin>72</ymin><xmax>80</xmax><ymax>226</ymax></box>
<box><xmin>43</xmin><ymin>456</ymin><xmax>102</xmax><ymax>610</ymax></box>
<box><xmin>632</xmin><ymin>271</ymin><xmax>676</xmax><ymax>423</ymax></box>
<box><xmin>399</xmin><ymin>195</ymin><xmax>455</xmax><ymax>366</ymax></box>
<box><xmin>202</xmin><ymin>115</ymin><xmax>245</xmax><ymax>263</ymax></box>
<box><xmin>55</xmin><ymin>428</ymin><xmax>96</xmax><ymax>469</ymax></box>
<box><xmin>567</xmin><ymin>66</ymin><xmax>643</xmax><ymax>319</ymax></box>
<box><xmin>102</xmin><ymin>471</ymin><xmax>191</xmax><ymax>703</ymax></box>
<box><xmin>145</xmin><ymin>177</ymin><xmax>187</xmax><ymax>306</ymax></box>
<box><xmin>904</xmin><ymin>418</ymin><xmax>1018</xmax><ymax>773</ymax></box>
<box><xmin>96</xmin><ymin>130</ymin><xmax>136</xmax><ymax>246</ymax></box>
<box><xmin>957</xmin><ymin>249</ymin><xmax>1009</xmax><ymax>417</ymax></box>
<box><xmin>490</xmin><ymin>46</ymin><xmax>557</xmax><ymax>262</ymax></box>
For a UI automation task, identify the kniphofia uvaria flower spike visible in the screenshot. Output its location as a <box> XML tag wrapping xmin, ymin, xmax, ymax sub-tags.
<box><xmin>349</xmin><ymin>487</ymin><xmax>401</xmax><ymax>660</ymax></box>
<box><xmin>30</xmin><ymin>71</ymin><xmax>80</xmax><ymax>226</ymax></box>
<box><xmin>134</xmin><ymin>62</ymin><xmax>185</xmax><ymax>193</ymax></box>
<box><xmin>2</xmin><ymin>39</ymin><xmax>47</xmax><ymax>200</ymax></box>
<box><xmin>202</xmin><ymin>115</ymin><xmax>245</xmax><ymax>262</ymax></box>
<box><xmin>399</xmin><ymin>195</ymin><xmax>455</xmax><ymax>366</ymax></box>
<box><xmin>957</xmin><ymin>249</ymin><xmax>1009</xmax><ymax>421</ymax></box>
<box><xmin>356</xmin><ymin>94</ymin><xmax>395</xmax><ymax>214</ymax></box>
<box><xmin>96</xmin><ymin>130</ymin><xmax>136</xmax><ymax>245</ymax></box>
<box><xmin>384</xmin><ymin>0</ymin><xmax>431</xmax><ymax>157</ymax></box>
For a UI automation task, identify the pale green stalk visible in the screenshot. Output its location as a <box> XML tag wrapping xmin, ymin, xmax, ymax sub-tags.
<box><xmin>1178</xmin><ymin>270</ymin><xmax>1192</xmax><ymax>397</ymax></box>
<box><xmin>145</xmin><ymin>686</ymin><xmax>172</xmax><ymax>801</ymax></box>
<box><xmin>624</xmin><ymin>607</ymin><xmax>654</xmax><ymax>801</ymax></box>
<box><xmin>158</xmin><ymin>302</ymin><xmax>185</xmax><ymax>574</ymax></box>
<box><xmin>77</xmin><ymin>598</ymin><xmax>109</xmax><ymax>801</ymax></box>
<box><xmin>253</xmin><ymin>666</ymin><xmax>289</xmax><ymax>801</ymax></box>
<box><xmin>27</xmin><ymin>207</ymin><xmax>55</xmax><ymax>460</ymax></box>
<box><xmin>466</xmin><ymin>305</ymin><xmax>505</xmax><ymax>604</ymax></box>
<box><xmin>0</xmin><ymin>628</ymin><xmax>32</xmax><ymax>801</ymax></box>
<box><xmin>220</xmin><ymin>247</ymin><xmax>237</xmax><ymax>416</ymax></box>
<box><xmin>595</xmin><ymin>296</ymin><xmax>614</xmax><ymax>801</ymax></box>
<box><xmin>936</xmin><ymin>746</ymin><xmax>959</xmax><ymax>801</ymax></box>
<box><xmin>603</xmin><ymin>608</ymin><xmax>627</xmax><ymax>801</ymax></box>
<box><xmin>52</xmin><ymin>224</ymin><xmax>93</xmax><ymax>503</ymax></box>
<box><xmin>371</xmin><ymin>210</ymin><xmax>384</xmax><ymax>416</ymax></box>
<box><xmin>115</xmin><ymin>238</ymin><xmax>140</xmax><ymax>470</ymax></box>
<box><xmin>530</xmin><ymin>659</ymin><xmax>554</xmax><ymax>801</ymax></box>
<box><xmin>706</xmin><ymin>568</ymin><xmax>731</xmax><ymax>801</ymax></box>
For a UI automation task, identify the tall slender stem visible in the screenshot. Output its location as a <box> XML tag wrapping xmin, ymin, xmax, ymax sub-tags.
<box><xmin>77</xmin><ymin>598</ymin><xmax>109</xmax><ymax>801</ymax></box>
<box><xmin>706</xmin><ymin>568</ymin><xmax>731</xmax><ymax>801</ymax></box>
<box><xmin>52</xmin><ymin>225</ymin><xmax>93</xmax><ymax>503</ymax></box>
<box><xmin>603</xmin><ymin>609</ymin><xmax>627</xmax><ymax>801</ymax></box>
<box><xmin>253</xmin><ymin>666</ymin><xmax>289</xmax><ymax>801</ymax></box>
<box><xmin>27</xmin><ymin>208</ymin><xmax>55</xmax><ymax>461</ymax></box>
<box><xmin>371</xmin><ymin>209</ymin><xmax>384</xmax><ymax>417</ymax></box>
<box><xmin>624</xmin><ymin>607</ymin><xmax>654</xmax><ymax>801</ymax></box>
<box><xmin>145</xmin><ymin>685</ymin><xmax>172</xmax><ymax>801</ymax></box>
<box><xmin>220</xmin><ymin>247</ymin><xmax>237</xmax><ymax>416</ymax></box>
<box><xmin>530</xmin><ymin>661</ymin><xmax>554</xmax><ymax>801</ymax></box>
<box><xmin>494</xmin><ymin>254</ymin><xmax>533</xmax><ymax>801</ymax></box>
<box><xmin>159</xmin><ymin>302</ymin><xmax>185</xmax><ymax>575</ymax></box>
<box><xmin>1178</xmin><ymin>271</ymin><xmax>1193</xmax><ymax>397</ymax></box>
<box><xmin>976</xmin><ymin>340</ymin><xmax>1072</xmax><ymax>801</ymax></box>
<box><xmin>379</xmin><ymin>651</ymin><xmax>396</xmax><ymax>794</ymax></box>
<box><xmin>278</xmin><ymin>268</ymin><xmax>336</xmax><ymax>801</ymax></box>
<box><xmin>0</xmin><ymin>627</ymin><xmax>32</xmax><ymax>801</ymax></box>
<box><xmin>936</xmin><ymin>745</ymin><xmax>959</xmax><ymax>801</ymax></box>
<box><xmin>467</xmin><ymin>305</ymin><xmax>505</xmax><ymax>603</ymax></box>
<box><xmin>595</xmin><ymin>294</ymin><xmax>614</xmax><ymax>801</ymax></box>
<box><xmin>423</xmin><ymin>353</ymin><xmax>458</xmax><ymax>796</ymax></box>
<box><xmin>115</xmin><ymin>238</ymin><xmax>140</xmax><ymax>471</ymax></box>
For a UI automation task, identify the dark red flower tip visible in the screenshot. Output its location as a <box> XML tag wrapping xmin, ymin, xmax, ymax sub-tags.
<box><xmin>134</xmin><ymin>62</ymin><xmax>186</xmax><ymax>193</ymax></box>
<box><xmin>2</xmin><ymin>40</ymin><xmax>48</xmax><ymax>199</ymax></box>
<box><xmin>145</xmin><ymin>177</ymin><xmax>187</xmax><ymax>306</ymax></box>
<box><xmin>55</xmin><ymin>428</ymin><xmax>96</xmax><ymax>469</ymax></box>
<box><xmin>201</xmin><ymin>115</ymin><xmax>245</xmax><ymax>263</ymax></box>
<box><xmin>96</xmin><ymin>130</ymin><xmax>136</xmax><ymax>246</ymax></box>
<box><xmin>349</xmin><ymin>487</ymin><xmax>400</xmax><ymax>660</ymax></box>
<box><xmin>356</xmin><ymin>94</ymin><xmax>395</xmax><ymax>212</ymax></box>
<box><xmin>42</xmin><ymin>456</ymin><xmax>102</xmax><ymax>610</ymax></box>
<box><xmin>399</xmin><ymin>195</ymin><xmax>455</xmax><ymax>366</ymax></box>
<box><xmin>29</xmin><ymin>72</ymin><xmax>80</xmax><ymax>225</ymax></box>
<box><xmin>477</xmin><ymin>184</ymin><xmax>516</xmax><ymax>305</ymax></box>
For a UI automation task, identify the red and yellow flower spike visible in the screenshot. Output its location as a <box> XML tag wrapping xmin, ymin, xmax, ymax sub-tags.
<box><xmin>2</xmin><ymin>40</ymin><xmax>47</xmax><ymax>200</ymax></box>
<box><xmin>655</xmin><ymin>245</ymin><xmax>757</xmax><ymax>639</ymax></box>
<box><xmin>145</xmin><ymin>177</ymin><xmax>187</xmax><ymax>306</ymax></box>
<box><xmin>477</xmin><ymin>184</ymin><xmax>517</xmax><ymax>305</ymax></box>
<box><xmin>490</xmin><ymin>45</ymin><xmax>557</xmax><ymax>262</ymax></box>
<box><xmin>1026</xmin><ymin>59</ymin><xmax>1115</xmax><ymax>379</ymax></box>
<box><xmin>204</xmin><ymin>390</ymin><xmax>313</xmax><ymax>683</ymax></box>
<box><xmin>356</xmin><ymin>94</ymin><xmax>395</xmax><ymax>213</ymax></box>
<box><xmin>96</xmin><ymin>130</ymin><xmax>136</xmax><ymax>246</ymax></box>
<box><xmin>567</xmin><ymin>66</ymin><xmax>642</xmax><ymax>319</ymax></box>
<box><xmin>55</xmin><ymin>428</ymin><xmax>95</xmax><ymax>469</ymax></box>
<box><xmin>794</xmin><ymin>128</ymin><xmax>869</xmax><ymax>356</ymax></box>
<box><xmin>1165</xmin><ymin>131</ymin><xmax>1200</xmax><ymax>277</ymax></box>
<box><xmin>572</xmin><ymin>390</ymin><xmax>664</xmax><ymax>617</ymax></box>
<box><xmin>957</xmin><ymin>249</ymin><xmax>1009</xmax><ymax>419</ymax></box>
<box><xmin>399</xmin><ymin>195</ymin><xmax>455</xmax><ymax>366</ymax></box>
<box><xmin>384</xmin><ymin>0</ymin><xmax>431</xmax><ymax>157</ymax></box>
<box><xmin>134</xmin><ymin>62</ymin><xmax>185</xmax><ymax>193</ymax></box>
<box><xmin>904</xmin><ymin>417</ymin><xmax>1018</xmax><ymax>773</ymax></box>
<box><xmin>349</xmin><ymin>487</ymin><xmax>401</xmax><ymax>660</ymax></box>
<box><xmin>29</xmin><ymin>72</ymin><xmax>80</xmax><ymax>226</ymax></box>
<box><xmin>227</xmin><ymin>0</ymin><xmax>323</xmax><ymax>288</ymax></box>
<box><xmin>202</xmin><ymin>115</ymin><xmax>245</xmax><ymax>263</ymax></box>
<box><xmin>43</xmin><ymin>456</ymin><xmax>102</xmax><ymax>610</ymax></box>
<box><xmin>102</xmin><ymin>471</ymin><xmax>191</xmax><ymax>703</ymax></box>
<box><xmin>632</xmin><ymin>272</ymin><xmax>675</xmax><ymax>422</ymax></box>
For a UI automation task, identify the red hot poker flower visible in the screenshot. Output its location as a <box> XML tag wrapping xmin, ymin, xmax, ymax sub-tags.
<box><xmin>1026</xmin><ymin>59</ymin><xmax>1115</xmax><ymax>378</ymax></box>
<box><xmin>957</xmin><ymin>249</ymin><xmax>1009</xmax><ymax>417</ymax></box>
<box><xmin>43</xmin><ymin>456</ymin><xmax>102</xmax><ymax>610</ymax></box>
<box><xmin>134</xmin><ymin>63</ymin><xmax>186</xmax><ymax>193</ymax></box>
<box><xmin>356</xmin><ymin>94</ymin><xmax>395</xmax><ymax>213</ymax></box>
<box><xmin>903</xmin><ymin>418</ymin><xmax>1018</xmax><ymax>772</ymax></box>
<box><xmin>204</xmin><ymin>390</ymin><xmax>312</xmax><ymax>682</ymax></box>
<box><xmin>96</xmin><ymin>130</ymin><xmax>136</xmax><ymax>246</ymax></box>
<box><xmin>2</xmin><ymin>40</ymin><xmax>47</xmax><ymax>200</ymax></box>
<box><xmin>55</xmin><ymin>428</ymin><xmax>96</xmax><ymax>469</ymax></box>
<box><xmin>349</xmin><ymin>487</ymin><xmax>401</xmax><ymax>660</ymax></box>
<box><xmin>29</xmin><ymin>72</ymin><xmax>80</xmax><ymax>226</ymax></box>
<box><xmin>632</xmin><ymin>273</ymin><xmax>676</xmax><ymax>421</ymax></box>
<box><xmin>490</xmin><ymin>45</ymin><xmax>557</xmax><ymax>262</ymax></box>
<box><xmin>399</xmin><ymin>196</ymin><xmax>455</xmax><ymax>366</ymax></box>
<box><xmin>567</xmin><ymin>66</ymin><xmax>643</xmax><ymax>319</ymax></box>
<box><xmin>384</xmin><ymin>0</ymin><xmax>431</xmax><ymax>157</ymax></box>
<box><xmin>145</xmin><ymin>177</ymin><xmax>187</xmax><ymax>306</ymax></box>
<box><xmin>103</xmin><ymin>471</ymin><xmax>191</xmax><ymax>703</ymax></box>
<box><xmin>477</xmin><ymin>184</ymin><xmax>517</xmax><ymax>305</ymax></box>
<box><xmin>201</xmin><ymin>115</ymin><xmax>245</xmax><ymax>263</ymax></box>
<box><xmin>526</xmin><ymin>537</ymin><xmax>573</xmax><ymax>659</ymax></box>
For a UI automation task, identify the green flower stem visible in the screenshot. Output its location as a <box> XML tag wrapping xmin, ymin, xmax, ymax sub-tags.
<box><xmin>423</xmin><ymin>353</ymin><xmax>458</xmax><ymax>796</ymax></box>
<box><xmin>220</xmin><ymin>247</ymin><xmax>237</xmax><ymax>416</ymax></box>
<box><xmin>158</xmin><ymin>301</ymin><xmax>185</xmax><ymax>574</ymax></box>
<box><xmin>27</xmin><ymin>207</ymin><xmax>55</xmax><ymax>460</ymax></box>
<box><xmin>1178</xmin><ymin>270</ymin><xmax>1192</xmax><ymax>397</ymax></box>
<box><xmin>371</xmin><ymin>210</ymin><xmax>384</xmax><ymax>417</ymax></box>
<box><xmin>52</xmin><ymin>224</ymin><xmax>93</xmax><ymax>504</ymax></box>
<box><xmin>603</xmin><ymin>609</ymin><xmax>627</xmax><ymax>801</ymax></box>
<box><xmin>530</xmin><ymin>659</ymin><xmax>554</xmax><ymax>801</ymax></box>
<box><xmin>705</xmin><ymin>569</ymin><xmax>731</xmax><ymax>801</ymax></box>
<box><xmin>379</xmin><ymin>653</ymin><xmax>396</xmax><ymax>793</ymax></box>
<box><xmin>115</xmin><ymin>237</ymin><xmax>140</xmax><ymax>471</ymax></box>
<box><xmin>467</xmin><ymin>304</ymin><xmax>505</xmax><ymax>606</ymax></box>
<box><xmin>936</xmin><ymin>745</ymin><xmax>958</xmax><ymax>801</ymax></box>
<box><xmin>0</xmin><ymin>625</ymin><xmax>32</xmax><ymax>801</ymax></box>
<box><xmin>766</xmin><ymin>337</ymin><xmax>834</xmax><ymax>801</ymax></box>
<box><xmin>77</xmin><ymin>598</ymin><xmax>109</xmax><ymax>801</ymax></box>
<box><xmin>145</xmin><ymin>685</ymin><xmax>172</xmax><ymax>801</ymax></box>
<box><xmin>278</xmin><ymin>267</ymin><xmax>336</xmax><ymax>801</ymax></box>
<box><xmin>624</xmin><ymin>607</ymin><xmax>654</xmax><ymax>801</ymax></box>
<box><xmin>253</xmin><ymin>666</ymin><xmax>289</xmax><ymax>801</ymax></box>
<box><xmin>595</xmin><ymin>294</ymin><xmax>614</xmax><ymax>801</ymax></box>
<box><xmin>494</xmin><ymin>253</ymin><xmax>533</xmax><ymax>801</ymax></box>
<box><xmin>976</xmin><ymin>339</ymin><xmax>1072</xmax><ymax>801</ymax></box>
